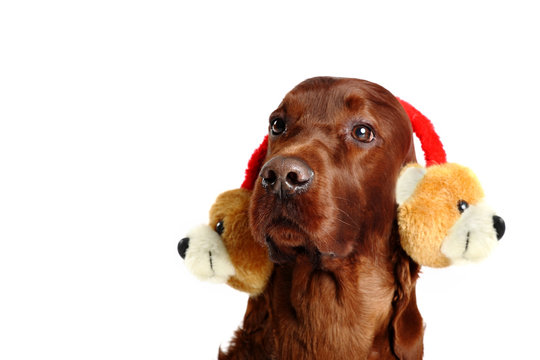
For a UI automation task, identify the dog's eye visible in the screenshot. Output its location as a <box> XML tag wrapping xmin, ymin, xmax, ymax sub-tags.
<box><xmin>352</xmin><ymin>125</ymin><xmax>375</xmax><ymax>143</ymax></box>
<box><xmin>457</xmin><ymin>200</ymin><xmax>469</xmax><ymax>213</ymax></box>
<box><xmin>215</xmin><ymin>220</ymin><xmax>225</xmax><ymax>235</ymax></box>
<box><xmin>270</xmin><ymin>118</ymin><xmax>286</xmax><ymax>135</ymax></box>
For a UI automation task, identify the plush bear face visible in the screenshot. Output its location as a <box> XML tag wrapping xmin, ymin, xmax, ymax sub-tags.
<box><xmin>397</xmin><ymin>163</ymin><xmax>504</xmax><ymax>267</ymax></box>
<box><xmin>180</xmin><ymin>189</ymin><xmax>273</xmax><ymax>295</ymax></box>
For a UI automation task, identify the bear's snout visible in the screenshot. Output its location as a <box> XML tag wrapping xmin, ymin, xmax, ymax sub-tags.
<box><xmin>493</xmin><ymin>215</ymin><xmax>505</xmax><ymax>240</ymax></box>
<box><xmin>178</xmin><ymin>237</ymin><xmax>190</xmax><ymax>259</ymax></box>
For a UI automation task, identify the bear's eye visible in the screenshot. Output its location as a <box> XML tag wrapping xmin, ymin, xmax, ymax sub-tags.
<box><xmin>215</xmin><ymin>220</ymin><xmax>224</xmax><ymax>235</ymax></box>
<box><xmin>457</xmin><ymin>200</ymin><xmax>469</xmax><ymax>213</ymax></box>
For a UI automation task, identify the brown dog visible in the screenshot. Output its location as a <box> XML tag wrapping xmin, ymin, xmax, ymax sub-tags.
<box><xmin>221</xmin><ymin>77</ymin><xmax>424</xmax><ymax>360</ymax></box>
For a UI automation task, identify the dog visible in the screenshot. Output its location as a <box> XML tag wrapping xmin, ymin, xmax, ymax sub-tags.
<box><xmin>221</xmin><ymin>77</ymin><xmax>424</xmax><ymax>360</ymax></box>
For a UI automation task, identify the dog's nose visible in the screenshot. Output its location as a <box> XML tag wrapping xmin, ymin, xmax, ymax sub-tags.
<box><xmin>260</xmin><ymin>156</ymin><xmax>314</xmax><ymax>198</ymax></box>
<box><xmin>493</xmin><ymin>215</ymin><xmax>505</xmax><ymax>240</ymax></box>
<box><xmin>178</xmin><ymin>237</ymin><xmax>190</xmax><ymax>259</ymax></box>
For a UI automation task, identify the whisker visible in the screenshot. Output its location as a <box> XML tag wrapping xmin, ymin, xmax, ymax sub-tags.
<box><xmin>335</xmin><ymin>216</ymin><xmax>353</xmax><ymax>228</ymax></box>
<box><xmin>331</xmin><ymin>195</ymin><xmax>361</xmax><ymax>226</ymax></box>
<box><xmin>318</xmin><ymin>225</ymin><xmax>336</xmax><ymax>243</ymax></box>
<box><xmin>335</xmin><ymin>207</ymin><xmax>359</xmax><ymax>228</ymax></box>
<box><xmin>332</xmin><ymin>195</ymin><xmax>355</xmax><ymax>204</ymax></box>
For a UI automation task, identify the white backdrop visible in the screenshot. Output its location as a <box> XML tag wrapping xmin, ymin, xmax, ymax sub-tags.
<box><xmin>1</xmin><ymin>1</ymin><xmax>539</xmax><ymax>359</ymax></box>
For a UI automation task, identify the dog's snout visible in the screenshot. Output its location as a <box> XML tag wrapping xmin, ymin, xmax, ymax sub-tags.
<box><xmin>493</xmin><ymin>215</ymin><xmax>505</xmax><ymax>240</ymax></box>
<box><xmin>178</xmin><ymin>237</ymin><xmax>190</xmax><ymax>259</ymax></box>
<box><xmin>260</xmin><ymin>156</ymin><xmax>314</xmax><ymax>198</ymax></box>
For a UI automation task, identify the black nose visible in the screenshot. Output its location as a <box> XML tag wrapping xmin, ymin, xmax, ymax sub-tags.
<box><xmin>259</xmin><ymin>156</ymin><xmax>314</xmax><ymax>198</ymax></box>
<box><xmin>493</xmin><ymin>215</ymin><xmax>505</xmax><ymax>240</ymax></box>
<box><xmin>178</xmin><ymin>237</ymin><xmax>190</xmax><ymax>259</ymax></box>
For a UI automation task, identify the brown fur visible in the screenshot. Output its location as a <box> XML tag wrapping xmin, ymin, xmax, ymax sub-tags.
<box><xmin>220</xmin><ymin>77</ymin><xmax>424</xmax><ymax>359</ymax></box>
<box><xmin>210</xmin><ymin>189</ymin><xmax>273</xmax><ymax>295</ymax></box>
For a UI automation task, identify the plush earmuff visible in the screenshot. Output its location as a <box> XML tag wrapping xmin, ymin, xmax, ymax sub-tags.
<box><xmin>396</xmin><ymin>99</ymin><xmax>505</xmax><ymax>267</ymax></box>
<box><xmin>178</xmin><ymin>136</ymin><xmax>273</xmax><ymax>295</ymax></box>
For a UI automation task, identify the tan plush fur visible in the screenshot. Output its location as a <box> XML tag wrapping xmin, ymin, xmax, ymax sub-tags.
<box><xmin>209</xmin><ymin>189</ymin><xmax>273</xmax><ymax>295</ymax></box>
<box><xmin>398</xmin><ymin>163</ymin><xmax>485</xmax><ymax>267</ymax></box>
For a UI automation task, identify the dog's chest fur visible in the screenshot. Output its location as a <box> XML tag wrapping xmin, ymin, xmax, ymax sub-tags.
<box><xmin>267</xmin><ymin>255</ymin><xmax>397</xmax><ymax>359</ymax></box>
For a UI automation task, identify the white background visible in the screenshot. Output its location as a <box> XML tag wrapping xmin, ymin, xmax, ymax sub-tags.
<box><xmin>1</xmin><ymin>1</ymin><xmax>539</xmax><ymax>359</ymax></box>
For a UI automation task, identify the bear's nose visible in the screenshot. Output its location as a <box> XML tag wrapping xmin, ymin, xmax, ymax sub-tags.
<box><xmin>493</xmin><ymin>215</ymin><xmax>505</xmax><ymax>240</ymax></box>
<box><xmin>259</xmin><ymin>156</ymin><xmax>314</xmax><ymax>199</ymax></box>
<box><xmin>178</xmin><ymin>237</ymin><xmax>190</xmax><ymax>259</ymax></box>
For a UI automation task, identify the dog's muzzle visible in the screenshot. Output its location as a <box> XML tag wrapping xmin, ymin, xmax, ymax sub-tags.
<box><xmin>259</xmin><ymin>156</ymin><xmax>314</xmax><ymax>199</ymax></box>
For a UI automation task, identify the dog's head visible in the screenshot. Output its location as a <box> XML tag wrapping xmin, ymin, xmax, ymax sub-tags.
<box><xmin>250</xmin><ymin>77</ymin><xmax>415</xmax><ymax>264</ymax></box>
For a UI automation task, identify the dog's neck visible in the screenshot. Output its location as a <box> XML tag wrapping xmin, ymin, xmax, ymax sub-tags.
<box><xmin>265</xmin><ymin>230</ymin><xmax>405</xmax><ymax>359</ymax></box>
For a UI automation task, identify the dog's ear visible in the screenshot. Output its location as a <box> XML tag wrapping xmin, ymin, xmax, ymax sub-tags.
<box><xmin>390</xmin><ymin>248</ymin><xmax>424</xmax><ymax>359</ymax></box>
<box><xmin>396</xmin><ymin>164</ymin><xmax>426</xmax><ymax>205</ymax></box>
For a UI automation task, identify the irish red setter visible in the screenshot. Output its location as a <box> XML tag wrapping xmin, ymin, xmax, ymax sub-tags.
<box><xmin>220</xmin><ymin>77</ymin><xmax>424</xmax><ymax>360</ymax></box>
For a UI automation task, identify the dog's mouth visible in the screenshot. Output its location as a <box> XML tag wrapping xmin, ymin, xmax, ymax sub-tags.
<box><xmin>262</xmin><ymin>216</ymin><xmax>310</xmax><ymax>263</ymax></box>
<box><xmin>263</xmin><ymin>217</ymin><xmax>340</xmax><ymax>264</ymax></box>
<box><xmin>267</xmin><ymin>216</ymin><xmax>306</xmax><ymax>240</ymax></box>
<box><xmin>252</xmin><ymin>183</ymin><xmax>352</xmax><ymax>263</ymax></box>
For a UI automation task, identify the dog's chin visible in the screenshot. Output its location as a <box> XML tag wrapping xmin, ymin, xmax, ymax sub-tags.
<box><xmin>261</xmin><ymin>220</ymin><xmax>308</xmax><ymax>264</ymax></box>
<box><xmin>265</xmin><ymin>236</ymin><xmax>299</xmax><ymax>264</ymax></box>
<box><xmin>259</xmin><ymin>217</ymin><xmax>353</xmax><ymax>264</ymax></box>
<box><xmin>263</xmin><ymin>220</ymin><xmax>325</xmax><ymax>265</ymax></box>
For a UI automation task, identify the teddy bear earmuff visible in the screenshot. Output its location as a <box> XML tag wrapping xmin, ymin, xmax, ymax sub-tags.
<box><xmin>178</xmin><ymin>137</ymin><xmax>273</xmax><ymax>296</ymax></box>
<box><xmin>396</xmin><ymin>99</ymin><xmax>505</xmax><ymax>268</ymax></box>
